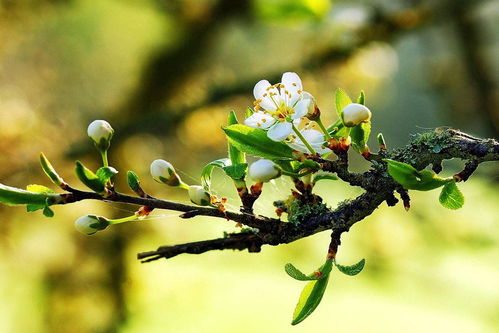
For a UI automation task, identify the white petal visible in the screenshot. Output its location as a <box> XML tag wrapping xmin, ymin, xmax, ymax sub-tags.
<box><xmin>267</xmin><ymin>122</ymin><xmax>293</xmax><ymax>141</ymax></box>
<box><xmin>305</xmin><ymin>129</ymin><xmax>331</xmax><ymax>154</ymax></box>
<box><xmin>302</xmin><ymin>129</ymin><xmax>325</xmax><ymax>146</ymax></box>
<box><xmin>291</xmin><ymin>99</ymin><xmax>311</xmax><ymax>119</ymax></box>
<box><xmin>254</xmin><ymin>79</ymin><xmax>279</xmax><ymax>111</ymax></box>
<box><xmin>287</xmin><ymin>129</ymin><xmax>331</xmax><ymax>154</ymax></box>
<box><xmin>244</xmin><ymin>112</ymin><xmax>276</xmax><ymax>129</ymax></box>
<box><xmin>281</xmin><ymin>72</ymin><xmax>303</xmax><ymax>105</ymax></box>
<box><xmin>253</xmin><ymin>80</ymin><xmax>271</xmax><ymax>100</ymax></box>
<box><xmin>281</xmin><ymin>72</ymin><xmax>302</xmax><ymax>91</ymax></box>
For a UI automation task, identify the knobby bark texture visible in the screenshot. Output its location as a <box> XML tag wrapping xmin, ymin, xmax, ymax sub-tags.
<box><xmin>53</xmin><ymin>129</ymin><xmax>499</xmax><ymax>262</ymax></box>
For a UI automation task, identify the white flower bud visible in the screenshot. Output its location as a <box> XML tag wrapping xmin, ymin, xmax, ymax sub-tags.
<box><xmin>342</xmin><ymin>103</ymin><xmax>372</xmax><ymax>127</ymax></box>
<box><xmin>188</xmin><ymin>185</ymin><xmax>211</xmax><ymax>206</ymax></box>
<box><xmin>87</xmin><ymin>120</ymin><xmax>114</xmax><ymax>149</ymax></box>
<box><xmin>74</xmin><ymin>215</ymin><xmax>109</xmax><ymax>235</ymax></box>
<box><xmin>302</xmin><ymin>92</ymin><xmax>320</xmax><ymax>120</ymax></box>
<box><xmin>150</xmin><ymin>159</ymin><xmax>183</xmax><ymax>186</ymax></box>
<box><xmin>248</xmin><ymin>159</ymin><xmax>281</xmax><ymax>183</ymax></box>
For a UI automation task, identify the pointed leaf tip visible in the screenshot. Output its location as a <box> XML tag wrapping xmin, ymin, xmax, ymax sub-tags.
<box><xmin>335</xmin><ymin>258</ymin><xmax>365</xmax><ymax>276</ymax></box>
<box><xmin>285</xmin><ymin>263</ymin><xmax>320</xmax><ymax>281</ymax></box>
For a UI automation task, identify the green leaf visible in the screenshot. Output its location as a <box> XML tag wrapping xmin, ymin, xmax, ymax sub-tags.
<box><xmin>201</xmin><ymin>158</ymin><xmax>230</xmax><ymax>190</ymax></box>
<box><xmin>293</xmin><ymin>159</ymin><xmax>321</xmax><ymax>173</ymax></box>
<box><xmin>291</xmin><ymin>275</ymin><xmax>330</xmax><ymax>325</ymax></box>
<box><xmin>75</xmin><ymin>161</ymin><xmax>106</xmax><ymax>194</ymax></box>
<box><xmin>289</xmin><ymin>259</ymin><xmax>334</xmax><ymax>325</ymax></box>
<box><xmin>357</xmin><ymin>90</ymin><xmax>366</xmax><ymax>105</ymax></box>
<box><xmin>27</xmin><ymin>204</ymin><xmax>45</xmax><ymax>212</ymax></box>
<box><xmin>26</xmin><ymin>184</ymin><xmax>54</xmax><ymax>194</ymax></box>
<box><xmin>327</xmin><ymin>120</ymin><xmax>350</xmax><ymax>139</ymax></box>
<box><xmin>223</xmin><ymin>163</ymin><xmax>248</xmax><ymax>180</ymax></box>
<box><xmin>312</xmin><ymin>172</ymin><xmax>338</xmax><ymax>183</ymax></box>
<box><xmin>350</xmin><ymin>121</ymin><xmax>371</xmax><ymax>153</ymax></box>
<box><xmin>25</xmin><ymin>185</ymin><xmax>55</xmax><ymax>213</ymax></box>
<box><xmin>335</xmin><ymin>88</ymin><xmax>352</xmax><ymax>119</ymax></box>
<box><xmin>227</xmin><ymin>111</ymin><xmax>246</xmax><ymax>166</ymax></box>
<box><xmin>439</xmin><ymin>181</ymin><xmax>464</xmax><ymax>210</ymax></box>
<box><xmin>334</xmin><ymin>258</ymin><xmax>365</xmax><ymax>276</ymax></box>
<box><xmin>384</xmin><ymin>159</ymin><xmax>449</xmax><ymax>191</ymax></box>
<box><xmin>0</xmin><ymin>183</ymin><xmax>52</xmax><ymax>207</ymax></box>
<box><xmin>39</xmin><ymin>152</ymin><xmax>66</xmax><ymax>187</ymax></box>
<box><xmin>245</xmin><ymin>107</ymin><xmax>253</xmax><ymax>118</ymax></box>
<box><xmin>127</xmin><ymin>171</ymin><xmax>142</xmax><ymax>194</ymax></box>
<box><xmin>284</xmin><ymin>263</ymin><xmax>320</xmax><ymax>281</ymax></box>
<box><xmin>43</xmin><ymin>206</ymin><xmax>55</xmax><ymax>218</ymax></box>
<box><xmin>96</xmin><ymin>166</ymin><xmax>118</xmax><ymax>184</ymax></box>
<box><xmin>274</xmin><ymin>160</ymin><xmax>295</xmax><ymax>173</ymax></box>
<box><xmin>223</xmin><ymin>124</ymin><xmax>294</xmax><ymax>160</ymax></box>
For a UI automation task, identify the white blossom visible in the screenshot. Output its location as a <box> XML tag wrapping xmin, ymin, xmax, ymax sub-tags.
<box><xmin>188</xmin><ymin>185</ymin><xmax>211</xmax><ymax>206</ymax></box>
<box><xmin>150</xmin><ymin>159</ymin><xmax>181</xmax><ymax>187</ymax></box>
<box><xmin>87</xmin><ymin>120</ymin><xmax>114</xmax><ymax>146</ymax></box>
<box><xmin>248</xmin><ymin>159</ymin><xmax>281</xmax><ymax>183</ymax></box>
<box><xmin>287</xmin><ymin>128</ymin><xmax>331</xmax><ymax>155</ymax></box>
<box><xmin>342</xmin><ymin>103</ymin><xmax>371</xmax><ymax>127</ymax></box>
<box><xmin>245</xmin><ymin>72</ymin><xmax>314</xmax><ymax>141</ymax></box>
<box><xmin>74</xmin><ymin>215</ymin><xmax>108</xmax><ymax>235</ymax></box>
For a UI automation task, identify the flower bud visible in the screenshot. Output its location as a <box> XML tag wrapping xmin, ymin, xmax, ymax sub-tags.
<box><xmin>74</xmin><ymin>214</ymin><xmax>109</xmax><ymax>235</ymax></box>
<box><xmin>87</xmin><ymin>120</ymin><xmax>114</xmax><ymax>150</ymax></box>
<box><xmin>188</xmin><ymin>185</ymin><xmax>211</xmax><ymax>206</ymax></box>
<box><xmin>150</xmin><ymin>159</ymin><xmax>183</xmax><ymax>187</ymax></box>
<box><xmin>341</xmin><ymin>103</ymin><xmax>371</xmax><ymax>127</ymax></box>
<box><xmin>248</xmin><ymin>159</ymin><xmax>281</xmax><ymax>183</ymax></box>
<box><xmin>303</xmin><ymin>92</ymin><xmax>320</xmax><ymax>121</ymax></box>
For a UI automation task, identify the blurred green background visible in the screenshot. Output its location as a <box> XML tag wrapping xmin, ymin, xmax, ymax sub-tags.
<box><xmin>0</xmin><ymin>0</ymin><xmax>498</xmax><ymax>332</ymax></box>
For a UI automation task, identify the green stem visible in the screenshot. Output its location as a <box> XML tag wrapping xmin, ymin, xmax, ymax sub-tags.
<box><xmin>100</xmin><ymin>150</ymin><xmax>109</xmax><ymax>168</ymax></box>
<box><xmin>292</xmin><ymin>124</ymin><xmax>316</xmax><ymax>154</ymax></box>
<box><xmin>281</xmin><ymin>169</ymin><xmax>315</xmax><ymax>178</ymax></box>
<box><xmin>108</xmin><ymin>214</ymin><xmax>138</xmax><ymax>225</ymax></box>
<box><xmin>178</xmin><ymin>181</ymin><xmax>190</xmax><ymax>190</ymax></box>
<box><xmin>316</xmin><ymin>118</ymin><xmax>332</xmax><ymax>140</ymax></box>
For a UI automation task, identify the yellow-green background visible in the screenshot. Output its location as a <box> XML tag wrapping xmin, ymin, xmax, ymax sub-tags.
<box><xmin>0</xmin><ymin>0</ymin><xmax>498</xmax><ymax>332</ymax></box>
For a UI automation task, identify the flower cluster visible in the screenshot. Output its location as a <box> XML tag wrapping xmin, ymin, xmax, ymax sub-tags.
<box><xmin>243</xmin><ymin>72</ymin><xmax>371</xmax><ymax>157</ymax></box>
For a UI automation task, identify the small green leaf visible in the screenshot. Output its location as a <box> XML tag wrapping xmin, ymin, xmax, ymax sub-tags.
<box><xmin>334</xmin><ymin>258</ymin><xmax>365</xmax><ymax>276</ymax></box>
<box><xmin>223</xmin><ymin>125</ymin><xmax>294</xmax><ymax>160</ymax></box>
<box><xmin>227</xmin><ymin>111</ymin><xmax>246</xmax><ymax>166</ymax></box>
<box><xmin>293</xmin><ymin>159</ymin><xmax>321</xmax><ymax>173</ymax></box>
<box><xmin>245</xmin><ymin>107</ymin><xmax>253</xmax><ymax>118</ymax></box>
<box><xmin>350</xmin><ymin>121</ymin><xmax>371</xmax><ymax>153</ymax></box>
<box><xmin>285</xmin><ymin>263</ymin><xmax>320</xmax><ymax>281</ymax></box>
<box><xmin>26</xmin><ymin>184</ymin><xmax>55</xmax><ymax>194</ymax></box>
<box><xmin>27</xmin><ymin>204</ymin><xmax>45</xmax><ymax>212</ymax></box>
<box><xmin>75</xmin><ymin>161</ymin><xmax>106</xmax><ymax>194</ymax></box>
<box><xmin>335</xmin><ymin>88</ymin><xmax>352</xmax><ymax>119</ymax></box>
<box><xmin>439</xmin><ymin>181</ymin><xmax>464</xmax><ymax>210</ymax></box>
<box><xmin>377</xmin><ymin>133</ymin><xmax>386</xmax><ymax>147</ymax></box>
<box><xmin>201</xmin><ymin>158</ymin><xmax>230</xmax><ymax>190</ymax></box>
<box><xmin>39</xmin><ymin>152</ymin><xmax>66</xmax><ymax>187</ymax></box>
<box><xmin>43</xmin><ymin>206</ymin><xmax>55</xmax><ymax>218</ymax></box>
<box><xmin>327</xmin><ymin>120</ymin><xmax>350</xmax><ymax>139</ymax></box>
<box><xmin>223</xmin><ymin>163</ymin><xmax>248</xmax><ymax>180</ymax></box>
<box><xmin>312</xmin><ymin>172</ymin><xmax>338</xmax><ymax>183</ymax></box>
<box><xmin>96</xmin><ymin>166</ymin><xmax>118</xmax><ymax>184</ymax></box>
<box><xmin>0</xmin><ymin>183</ymin><xmax>52</xmax><ymax>207</ymax></box>
<box><xmin>126</xmin><ymin>170</ymin><xmax>142</xmax><ymax>194</ymax></box>
<box><xmin>357</xmin><ymin>90</ymin><xmax>366</xmax><ymax>105</ymax></box>
<box><xmin>291</xmin><ymin>275</ymin><xmax>330</xmax><ymax>325</ymax></box>
<box><xmin>384</xmin><ymin>159</ymin><xmax>449</xmax><ymax>191</ymax></box>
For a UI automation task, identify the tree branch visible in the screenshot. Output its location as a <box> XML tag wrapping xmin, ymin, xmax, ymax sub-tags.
<box><xmin>39</xmin><ymin>129</ymin><xmax>498</xmax><ymax>261</ymax></box>
<box><xmin>135</xmin><ymin>129</ymin><xmax>498</xmax><ymax>261</ymax></box>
